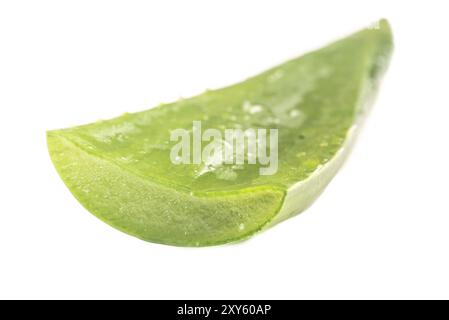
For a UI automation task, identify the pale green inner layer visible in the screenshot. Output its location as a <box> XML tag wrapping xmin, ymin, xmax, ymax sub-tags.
<box><xmin>48</xmin><ymin>133</ymin><xmax>285</xmax><ymax>246</ymax></box>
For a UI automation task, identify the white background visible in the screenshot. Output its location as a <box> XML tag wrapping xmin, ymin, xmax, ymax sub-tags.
<box><xmin>1</xmin><ymin>0</ymin><xmax>448</xmax><ymax>299</ymax></box>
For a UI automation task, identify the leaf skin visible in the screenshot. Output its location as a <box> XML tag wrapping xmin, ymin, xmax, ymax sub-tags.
<box><xmin>47</xmin><ymin>20</ymin><xmax>393</xmax><ymax>246</ymax></box>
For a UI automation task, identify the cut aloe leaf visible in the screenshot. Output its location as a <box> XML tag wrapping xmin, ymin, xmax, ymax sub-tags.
<box><xmin>47</xmin><ymin>20</ymin><xmax>393</xmax><ymax>246</ymax></box>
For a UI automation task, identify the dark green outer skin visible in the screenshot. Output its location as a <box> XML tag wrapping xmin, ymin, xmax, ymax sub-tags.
<box><xmin>47</xmin><ymin>20</ymin><xmax>393</xmax><ymax>246</ymax></box>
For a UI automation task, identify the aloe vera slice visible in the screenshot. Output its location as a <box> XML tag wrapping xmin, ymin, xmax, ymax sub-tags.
<box><xmin>47</xmin><ymin>20</ymin><xmax>393</xmax><ymax>246</ymax></box>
